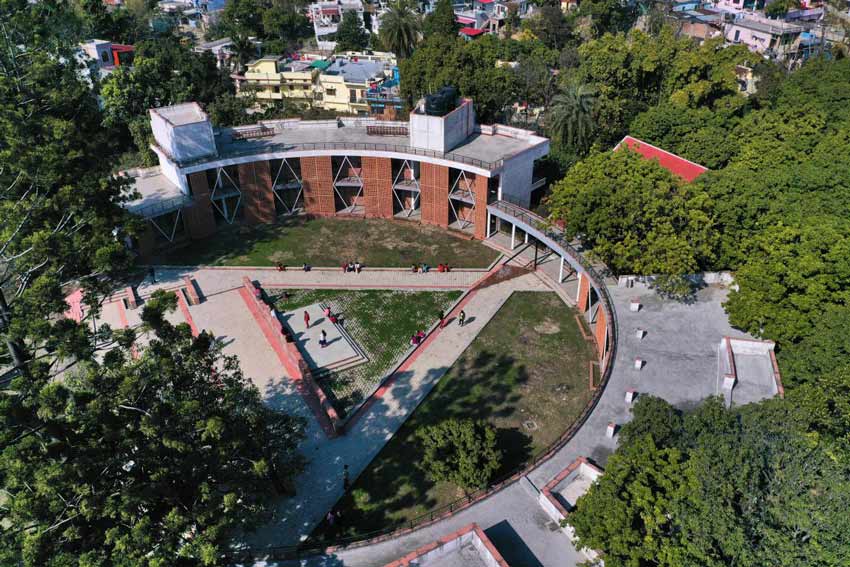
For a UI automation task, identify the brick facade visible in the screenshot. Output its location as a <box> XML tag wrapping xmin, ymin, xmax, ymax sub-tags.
<box><xmin>184</xmin><ymin>171</ymin><xmax>217</xmax><ymax>239</ymax></box>
<box><xmin>472</xmin><ymin>174</ymin><xmax>489</xmax><ymax>239</ymax></box>
<box><xmin>594</xmin><ymin>305</ymin><xmax>607</xmax><ymax>360</ymax></box>
<box><xmin>577</xmin><ymin>273</ymin><xmax>590</xmax><ymax>312</ymax></box>
<box><xmin>420</xmin><ymin>163</ymin><xmax>449</xmax><ymax>227</ymax></box>
<box><xmin>238</xmin><ymin>161</ymin><xmax>276</xmax><ymax>225</ymax></box>
<box><xmin>362</xmin><ymin>156</ymin><xmax>394</xmax><ymax>218</ymax></box>
<box><xmin>300</xmin><ymin>156</ymin><xmax>336</xmax><ymax>216</ymax></box>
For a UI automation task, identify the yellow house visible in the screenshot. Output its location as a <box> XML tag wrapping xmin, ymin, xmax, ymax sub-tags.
<box><xmin>316</xmin><ymin>57</ymin><xmax>392</xmax><ymax>115</ymax></box>
<box><xmin>239</xmin><ymin>56</ymin><xmax>320</xmax><ymax>103</ymax></box>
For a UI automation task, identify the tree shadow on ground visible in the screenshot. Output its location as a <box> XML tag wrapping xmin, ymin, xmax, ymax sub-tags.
<box><xmin>311</xmin><ymin>349</ymin><xmax>533</xmax><ymax>541</ymax></box>
<box><xmin>485</xmin><ymin>520</ymin><xmax>544</xmax><ymax>567</ymax></box>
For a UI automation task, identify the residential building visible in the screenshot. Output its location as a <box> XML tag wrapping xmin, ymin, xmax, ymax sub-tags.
<box><xmin>668</xmin><ymin>8</ymin><xmax>724</xmax><ymax>42</ymax></box>
<box><xmin>125</xmin><ymin>94</ymin><xmax>549</xmax><ymax>259</ymax></box>
<box><xmin>364</xmin><ymin>67</ymin><xmax>402</xmax><ymax>115</ymax></box>
<box><xmin>237</xmin><ymin>56</ymin><xmax>321</xmax><ymax>103</ymax></box>
<box><xmin>193</xmin><ymin>37</ymin><xmax>234</xmax><ymax>69</ymax></box>
<box><xmin>316</xmin><ymin>56</ymin><xmax>394</xmax><ymax>115</ymax></box>
<box><xmin>725</xmin><ymin>16</ymin><xmax>804</xmax><ymax>60</ymax></box>
<box><xmin>456</xmin><ymin>0</ymin><xmax>530</xmax><ymax>36</ymax></box>
<box><xmin>78</xmin><ymin>39</ymin><xmax>134</xmax><ymax>82</ymax></box>
<box><xmin>308</xmin><ymin>0</ymin><xmax>369</xmax><ymax>51</ymax></box>
<box><xmin>383</xmin><ymin>523</ymin><xmax>511</xmax><ymax>566</ymax></box>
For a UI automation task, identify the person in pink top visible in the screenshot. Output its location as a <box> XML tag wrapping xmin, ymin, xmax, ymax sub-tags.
<box><xmin>303</xmin><ymin>310</ymin><xmax>310</xmax><ymax>329</ymax></box>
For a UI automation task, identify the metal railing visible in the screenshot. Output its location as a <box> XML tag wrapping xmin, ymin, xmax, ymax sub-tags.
<box><xmin>179</xmin><ymin>140</ymin><xmax>504</xmax><ymax>171</ymax></box>
<box><xmin>227</xmin><ymin>199</ymin><xmax>620</xmax><ymax>564</ymax></box>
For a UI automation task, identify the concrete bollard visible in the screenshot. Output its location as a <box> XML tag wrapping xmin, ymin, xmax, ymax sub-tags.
<box><xmin>634</xmin><ymin>358</ymin><xmax>644</xmax><ymax>370</ymax></box>
<box><xmin>606</xmin><ymin>422</ymin><xmax>616</xmax><ymax>438</ymax></box>
<box><xmin>635</xmin><ymin>328</ymin><xmax>646</xmax><ymax>339</ymax></box>
<box><xmin>625</xmin><ymin>389</ymin><xmax>637</xmax><ymax>404</ymax></box>
<box><xmin>630</xmin><ymin>298</ymin><xmax>641</xmax><ymax>312</ymax></box>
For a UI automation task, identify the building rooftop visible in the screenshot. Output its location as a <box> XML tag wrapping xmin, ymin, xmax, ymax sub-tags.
<box><xmin>322</xmin><ymin>58</ymin><xmax>387</xmax><ymax>83</ymax></box>
<box><xmin>731</xmin><ymin>17</ymin><xmax>804</xmax><ymax>34</ymax></box>
<box><xmin>195</xmin><ymin>37</ymin><xmax>233</xmax><ymax>50</ymax></box>
<box><xmin>151</xmin><ymin>102</ymin><xmax>208</xmax><ymax>127</ymax></box>
<box><xmin>123</xmin><ymin>167</ymin><xmax>187</xmax><ymax>217</ymax></box>
<box><xmin>543</xmin><ymin>457</ymin><xmax>603</xmax><ymax>515</ymax></box>
<box><xmin>203</xmin><ymin>119</ymin><xmax>545</xmax><ymax>171</ymax></box>
<box><xmin>384</xmin><ymin>524</ymin><xmax>509</xmax><ymax>567</ymax></box>
<box><xmin>717</xmin><ymin>337</ymin><xmax>784</xmax><ymax>407</ymax></box>
<box><xmin>616</xmin><ymin>136</ymin><xmax>708</xmax><ymax>182</ymax></box>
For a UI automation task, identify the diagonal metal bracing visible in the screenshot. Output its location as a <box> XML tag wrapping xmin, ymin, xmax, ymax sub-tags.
<box><xmin>332</xmin><ymin>156</ymin><xmax>364</xmax><ymax>214</ymax></box>
<box><xmin>449</xmin><ymin>170</ymin><xmax>476</xmax><ymax>229</ymax></box>
<box><xmin>392</xmin><ymin>159</ymin><xmax>420</xmax><ymax>217</ymax></box>
<box><xmin>210</xmin><ymin>167</ymin><xmax>242</xmax><ymax>224</ymax></box>
<box><xmin>272</xmin><ymin>158</ymin><xmax>303</xmax><ymax>215</ymax></box>
<box><xmin>149</xmin><ymin>210</ymin><xmax>183</xmax><ymax>242</ymax></box>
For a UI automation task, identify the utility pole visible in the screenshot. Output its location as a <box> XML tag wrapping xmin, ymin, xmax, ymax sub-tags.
<box><xmin>0</xmin><ymin>289</ymin><xmax>27</xmax><ymax>375</ymax></box>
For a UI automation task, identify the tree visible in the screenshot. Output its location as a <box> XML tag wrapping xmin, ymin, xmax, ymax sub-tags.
<box><xmin>522</xmin><ymin>4</ymin><xmax>573</xmax><ymax>50</ymax></box>
<box><xmin>208</xmin><ymin>93</ymin><xmax>256</xmax><ymax>127</ymax></box>
<box><xmin>617</xmin><ymin>396</ymin><xmax>682</xmax><ymax>448</ymax></box>
<box><xmin>379</xmin><ymin>0</ymin><xmax>421</xmax><ymax>59</ymax></box>
<box><xmin>422</xmin><ymin>0</ymin><xmax>458</xmax><ymax>39</ymax></box>
<box><xmin>0</xmin><ymin>291</ymin><xmax>306</xmax><ymax>566</ymax></box>
<box><xmin>723</xmin><ymin>221</ymin><xmax>850</xmax><ymax>345</ymax></box>
<box><xmin>569</xmin><ymin>436</ymin><xmax>688</xmax><ymax>567</ymax></box>
<box><xmin>334</xmin><ymin>10</ymin><xmax>369</xmax><ymax>52</ymax></box>
<box><xmin>262</xmin><ymin>3</ymin><xmax>312</xmax><ymax>53</ymax></box>
<box><xmin>547</xmin><ymin>83</ymin><xmax>597</xmax><ymax>152</ymax></box>
<box><xmin>418</xmin><ymin>419</ymin><xmax>502</xmax><ymax>490</ymax></box>
<box><xmin>546</xmin><ymin>148</ymin><xmax>717</xmax><ymax>289</ymax></box>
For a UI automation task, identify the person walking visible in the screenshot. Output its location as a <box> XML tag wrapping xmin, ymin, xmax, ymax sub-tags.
<box><xmin>148</xmin><ymin>267</ymin><xmax>156</xmax><ymax>284</ymax></box>
<box><xmin>458</xmin><ymin>310</ymin><xmax>466</xmax><ymax>327</ymax></box>
<box><xmin>438</xmin><ymin>310</ymin><xmax>445</xmax><ymax>329</ymax></box>
<box><xmin>320</xmin><ymin>329</ymin><xmax>328</xmax><ymax>348</ymax></box>
<box><xmin>343</xmin><ymin>464</ymin><xmax>350</xmax><ymax>491</ymax></box>
<box><xmin>303</xmin><ymin>310</ymin><xmax>310</xmax><ymax>329</ymax></box>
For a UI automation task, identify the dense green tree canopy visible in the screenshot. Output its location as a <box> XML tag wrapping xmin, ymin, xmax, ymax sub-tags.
<box><xmin>0</xmin><ymin>292</ymin><xmax>306</xmax><ymax>565</ymax></box>
<box><xmin>570</xmin><ymin>397</ymin><xmax>850</xmax><ymax>567</ymax></box>
<box><xmin>422</xmin><ymin>0</ymin><xmax>458</xmax><ymax>39</ymax></box>
<box><xmin>418</xmin><ymin>419</ymin><xmax>501</xmax><ymax>491</ymax></box>
<box><xmin>547</xmin><ymin>148</ymin><xmax>716</xmax><ymax>294</ymax></box>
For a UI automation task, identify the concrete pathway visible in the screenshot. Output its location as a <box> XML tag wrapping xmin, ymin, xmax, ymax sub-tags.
<box><xmin>131</xmin><ymin>266</ymin><xmax>484</xmax><ymax>302</ymax></box>
<box><xmin>243</xmin><ymin>272</ymin><xmax>549</xmax><ymax>549</ymax></box>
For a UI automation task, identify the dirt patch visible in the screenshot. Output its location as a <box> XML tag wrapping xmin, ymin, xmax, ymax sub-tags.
<box><xmin>269</xmin><ymin>250</ymin><xmax>295</xmax><ymax>262</ymax></box>
<box><xmin>534</xmin><ymin>319</ymin><xmax>561</xmax><ymax>335</ymax></box>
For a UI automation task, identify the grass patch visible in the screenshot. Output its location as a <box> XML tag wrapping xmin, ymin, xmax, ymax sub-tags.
<box><xmin>311</xmin><ymin>291</ymin><xmax>597</xmax><ymax>540</ymax></box>
<box><xmin>270</xmin><ymin>289</ymin><xmax>461</xmax><ymax>416</ymax></box>
<box><xmin>156</xmin><ymin>217</ymin><xmax>498</xmax><ymax>268</ymax></box>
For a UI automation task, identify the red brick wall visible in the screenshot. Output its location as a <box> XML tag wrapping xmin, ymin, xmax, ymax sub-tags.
<box><xmin>301</xmin><ymin>156</ymin><xmax>336</xmax><ymax>216</ymax></box>
<box><xmin>362</xmin><ymin>157</ymin><xmax>393</xmax><ymax>218</ymax></box>
<box><xmin>577</xmin><ymin>273</ymin><xmax>590</xmax><ymax>312</ymax></box>
<box><xmin>184</xmin><ymin>171</ymin><xmax>217</xmax><ymax>239</ymax></box>
<box><xmin>594</xmin><ymin>305</ymin><xmax>607</xmax><ymax>360</ymax></box>
<box><xmin>420</xmin><ymin>163</ymin><xmax>449</xmax><ymax>227</ymax></box>
<box><xmin>238</xmin><ymin>161</ymin><xmax>276</xmax><ymax>225</ymax></box>
<box><xmin>472</xmin><ymin>174</ymin><xmax>489</xmax><ymax>239</ymax></box>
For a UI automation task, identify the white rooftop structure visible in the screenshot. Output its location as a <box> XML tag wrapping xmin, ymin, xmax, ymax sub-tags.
<box><xmin>384</xmin><ymin>523</ymin><xmax>510</xmax><ymax>567</ymax></box>
<box><xmin>717</xmin><ymin>337</ymin><xmax>784</xmax><ymax>407</ymax></box>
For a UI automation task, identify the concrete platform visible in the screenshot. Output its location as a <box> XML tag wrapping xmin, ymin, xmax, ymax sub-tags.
<box><xmin>280</xmin><ymin>302</ymin><xmax>367</xmax><ymax>374</ymax></box>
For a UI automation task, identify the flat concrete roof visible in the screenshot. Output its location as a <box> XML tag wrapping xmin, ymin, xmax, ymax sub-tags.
<box><xmin>731</xmin><ymin>18</ymin><xmax>804</xmax><ymax>34</ymax></box>
<box><xmin>152</xmin><ymin>102</ymin><xmax>208</xmax><ymax>126</ymax></box>
<box><xmin>420</xmin><ymin>546</ymin><xmax>490</xmax><ymax>567</ymax></box>
<box><xmin>210</xmin><ymin>124</ymin><xmax>542</xmax><ymax>170</ymax></box>
<box><xmin>124</xmin><ymin>168</ymin><xmax>186</xmax><ymax>216</ymax></box>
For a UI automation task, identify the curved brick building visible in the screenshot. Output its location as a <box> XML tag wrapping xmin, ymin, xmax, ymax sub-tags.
<box><xmin>126</xmin><ymin>98</ymin><xmax>550</xmax><ymax>257</ymax></box>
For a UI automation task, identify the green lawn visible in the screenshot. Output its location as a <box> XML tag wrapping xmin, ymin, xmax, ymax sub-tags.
<box><xmin>271</xmin><ymin>289</ymin><xmax>461</xmax><ymax>416</ymax></box>
<box><xmin>310</xmin><ymin>291</ymin><xmax>597</xmax><ymax>541</ymax></box>
<box><xmin>157</xmin><ymin>217</ymin><xmax>498</xmax><ymax>268</ymax></box>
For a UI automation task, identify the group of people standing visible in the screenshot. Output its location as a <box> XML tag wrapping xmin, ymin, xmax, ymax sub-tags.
<box><xmin>341</xmin><ymin>260</ymin><xmax>362</xmax><ymax>273</ymax></box>
<box><xmin>303</xmin><ymin>306</ymin><xmax>342</xmax><ymax>349</ymax></box>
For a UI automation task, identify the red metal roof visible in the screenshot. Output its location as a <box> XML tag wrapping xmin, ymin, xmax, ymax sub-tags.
<box><xmin>456</xmin><ymin>15</ymin><xmax>476</xmax><ymax>23</ymax></box>
<box><xmin>478</xmin><ymin>0</ymin><xmax>495</xmax><ymax>3</ymax></box>
<box><xmin>459</xmin><ymin>27</ymin><xmax>486</xmax><ymax>36</ymax></box>
<box><xmin>615</xmin><ymin>136</ymin><xmax>708</xmax><ymax>182</ymax></box>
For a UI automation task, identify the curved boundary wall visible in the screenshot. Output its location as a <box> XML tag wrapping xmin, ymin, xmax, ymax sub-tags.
<box><xmin>226</xmin><ymin>200</ymin><xmax>618</xmax><ymax>563</ymax></box>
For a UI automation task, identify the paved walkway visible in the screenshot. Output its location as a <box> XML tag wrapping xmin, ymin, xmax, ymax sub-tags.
<box><xmin>243</xmin><ymin>272</ymin><xmax>549</xmax><ymax>549</ymax></box>
<box><xmin>131</xmin><ymin>266</ymin><xmax>483</xmax><ymax>302</ymax></box>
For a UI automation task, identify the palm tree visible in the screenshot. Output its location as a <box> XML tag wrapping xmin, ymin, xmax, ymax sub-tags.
<box><xmin>547</xmin><ymin>84</ymin><xmax>598</xmax><ymax>153</ymax></box>
<box><xmin>379</xmin><ymin>0</ymin><xmax>421</xmax><ymax>59</ymax></box>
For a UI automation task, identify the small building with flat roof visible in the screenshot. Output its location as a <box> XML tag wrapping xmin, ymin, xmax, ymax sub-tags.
<box><xmin>384</xmin><ymin>523</ymin><xmax>510</xmax><ymax>567</ymax></box>
<box><xmin>717</xmin><ymin>337</ymin><xmax>784</xmax><ymax>407</ymax></box>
